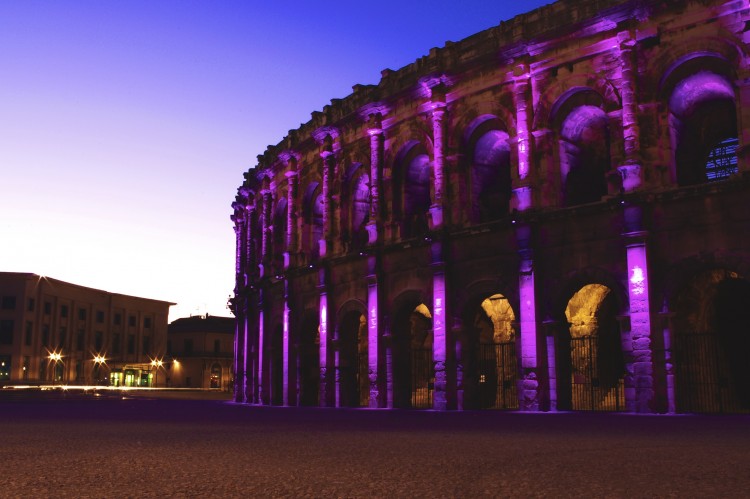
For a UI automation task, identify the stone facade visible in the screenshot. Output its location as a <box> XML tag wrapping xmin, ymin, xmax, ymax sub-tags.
<box><xmin>167</xmin><ymin>315</ymin><xmax>234</xmax><ymax>390</ymax></box>
<box><xmin>231</xmin><ymin>0</ymin><xmax>750</xmax><ymax>413</ymax></box>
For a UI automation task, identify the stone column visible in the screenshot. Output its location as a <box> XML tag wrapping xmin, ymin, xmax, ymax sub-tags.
<box><xmin>282</xmin><ymin>280</ymin><xmax>290</xmax><ymax>406</ymax></box>
<box><xmin>317</xmin><ymin>268</ymin><xmax>333</xmax><ymax>406</ymax></box>
<box><xmin>232</xmin><ymin>220</ymin><xmax>245</xmax><ymax>403</ymax></box>
<box><xmin>429</xmin><ymin>102</ymin><xmax>446</xmax><ymax>229</ymax></box>
<box><xmin>431</xmin><ymin>242</ymin><xmax>450</xmax><ymax>410</ymax></box>
<box><xmin>366</xmin><ymin>116</ymin><xmax>383</xmax><ymax>244</ymax></box>
<box><xmin>517</xmin><ymin>224</ymin><xmax>539</xmax><ymax>411</ymax></box>
<box><xmin>320</xmin><ymin>145</ymin><xmax>334</xmax><ymax>258</ymax></box>
<box><xmin>257</xmin><ymin>295</ymin><xmax>266</xmax><ymax>405</ymax></box>
<box><xmin>244</xmin><ymin>204</ymin><xmax>256</xmax><ymax>404</ymax></box>
<box><xmin>285</xmin><ymin>169</ymin><xmax>298</xmax><ymax>269</ymax></box>
<box><xmin>512</xmin><ymin>65</ymin><xmax>533</xmax><ymax>211</ymax></box>
<box><xmin>261</xmin><ymin>189</ymin><xmax>272</xmax><ymax>272</ymax></box>
<box><xmin>623</xmin><ymin>204</ymin><xmax>654</xmax><ymax>412</ymax></box>
<box><xmin>617</xmin><ymin>31</ymin><xmax>642</xmax><ymax>192</ymax></box>
<box><xmin>366</xmin><ymin>256</ymin><xmax>380</xmax><ymax>407</ymax></box>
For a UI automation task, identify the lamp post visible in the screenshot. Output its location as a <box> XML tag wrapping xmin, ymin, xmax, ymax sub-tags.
<box><xmin>93</xmin><ymin>355</ymin><xmax>106</xmax><ymax>385</ymax></box>
<box><xmin>150</xmin><ymin>359</ymin><xmax>163</xmax><ymax>388</ymax></box>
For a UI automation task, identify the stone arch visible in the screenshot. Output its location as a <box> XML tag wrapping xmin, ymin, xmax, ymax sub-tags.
<box><xmin>550</xmin><ymin>88</ymin><xmax>611</xmax><ymax>206</ymax></box>
<box><xmin>534</xmin><ymin>75</ymin><xmax>622</xmax><ymax>132</ymax></box>
<box><xmin>552</xmin><ymin>268</ymin><xmax>628</xmax><ymax>412</ymax></box>
<box><xmin>297</xmin><ymin>308</ymin><xmax>319</xmax><ymax>406</ymax></box>
<box><xmin>462</xmin><ymin>115</ymin><xmax>512</xmax><ymax>223</ymax></box>
<box><xmin>336</xmin><ymin>299</ymin><xmax>368</xmax><ymax>407</ymax></box>
<box><xmin>459</xmin><ymin>283</ymin><xmax>519</xmax><ymax>410</ymax></box>
<box><xmin>662</xmin><ymin>53</ymin><xmax>739</xmax><ymax>186</ymax></box>
<box><xmin>390</xmin><ymin>290</ymin><xmax>433</xmax><ymax>409</ymax></box>
<box><xmin>661</xmin><ymin>255</ymin><xmax>750</xmax><ymax>413</ymax></box>
<box><xmin>342</xmin><ymin>162</ymin><xmax>371</xmax><ymax>250</ymax></box>
<box><xmin>393</xmin><ymin>141</ymin><xmax>432</xmax><ymax>238</ymax></box>
<box><xmin>302</xmin><ymin>182</ymin><xmax>324</xmax><ymax>260</ymax></box>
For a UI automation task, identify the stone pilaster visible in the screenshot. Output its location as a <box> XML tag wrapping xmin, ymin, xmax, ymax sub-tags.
<box><xmin>260</xmin><ymin>189</ymin><xmax>272</xmax><ymax>272</ymax></box>
<box><xmin>366</xmin><ymin>115</ymin><xmax>383</xmax><ymax>244</ymax></box>
<box><xmin>617</xmin><ymin>31</ymin><xmax>642</xmax><ymax>192</ymax></box>
<box><xmin>512</xmin><ymin>65</ymin><xmax>534</xmax><ymax>211</ymax></box>
<box><xmin>284</xmin><ymin>169</ymin><xmax>298</xmax><ymax>269</ymax></box>
<box><xmin>516</xmin><ymin>223</ymin><xmax>539</xmax><ymax>411</ymax></box>
<box><xmin>429</xmin><ymin>102</ymin><xmax>446</xmax><ymax>229</ymax></box>
<box><xmin>320</xmin><ymin>146</ymin><xmax>334</xmax><ymax>258</ymax></box>
<box><xmin>366</xmin><ymin>255</ymin><xmax>381</xmax><ymax>407</ymax></box>
<box><xmin>431</xmin><ymin>241</ymin><xmax>450</xmax><ymax>410</ymax></box>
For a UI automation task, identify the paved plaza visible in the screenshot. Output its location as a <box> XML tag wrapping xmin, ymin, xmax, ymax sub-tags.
<box><xmin>1</xmin><ymin>389</ymin><xmax>749</xmax><ymax>497</ymax></box>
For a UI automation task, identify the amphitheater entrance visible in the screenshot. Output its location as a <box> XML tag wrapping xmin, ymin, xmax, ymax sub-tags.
<box><xmin>465</xmin><ymin>294</ymin><xmax>518</xmax><ymax>410</ymax></box>
<box><xmin>558</xmin><ymin>284</ymin><xmax>625</xmax><ymax>411</ymax></box>
<box><xmin>270</xmin><ymin>324</ymin><xmax>284</xmax><ymax>405</ymax></box>
<box><xmin>393</xmin><ymin>302</ymin><xmax>434</xmax><ymax>409</ymax></box>
<box><xmin>298</xmin><ymin>311</ymin><xmax>319</xmax><ymax>406</ymax></box>
<box><xmin>338</xmin><ymin>310</ymin><xmax>369</xmax><ymax>407</ymax></box>
<box><xmin>673</xmin><ymin>270</ymin><xmax>750</xmax><ymax>413</ymax></box>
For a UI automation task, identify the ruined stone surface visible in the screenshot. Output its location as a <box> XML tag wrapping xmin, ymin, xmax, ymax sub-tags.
<box><xmin>231</xmin><ymin>0</ymin><xmax>750</xmax><ymax>414</ymax></box>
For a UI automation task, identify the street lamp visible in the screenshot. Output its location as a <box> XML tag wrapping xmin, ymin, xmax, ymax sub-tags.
<box><xmin>150</xmin><ymin>358</ymin><xmax>163</xmax><ymax>388</ymax></box>
<box><xmin>93</xmin><ymin>355</ymin><xmax>106</xmax><ymax>385</ymax></box>
<box><xmin>49</xmin><ymin>351</ymin><xmax>63</xmax><ymax>384</ymax></box>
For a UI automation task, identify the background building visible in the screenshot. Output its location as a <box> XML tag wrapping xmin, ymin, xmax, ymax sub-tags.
<box><xmin>0</xmin><ymin>272</ymin><xmax>173</xmax><ymax>386</ymax></box>
<box><xmin>166</xmin><ymin>315</ymin><xmax>234</xmax><ymax>390</ymax></box>
<box><xmin>231</xmin><ymin>0</ymin><xmax>750</xmax><ymax>413</ymax></box>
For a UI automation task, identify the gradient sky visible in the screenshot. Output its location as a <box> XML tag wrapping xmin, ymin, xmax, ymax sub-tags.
<box><xmin>0</xmin><ymin>1</ymin><xmax>551</xmax><ymax>322</ymax></box>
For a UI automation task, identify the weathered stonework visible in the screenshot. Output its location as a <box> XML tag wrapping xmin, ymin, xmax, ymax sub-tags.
<box><xmin>231</xmin><ymin>0</ymin><xmax>750</xmax><ymax>413</ymax></box>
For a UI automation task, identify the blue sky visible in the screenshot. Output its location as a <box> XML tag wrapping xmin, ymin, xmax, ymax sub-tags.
<box><xmin>0</xmin><ymin>1</ymin><xmax>550</xmax><ymax>321</ymax></box>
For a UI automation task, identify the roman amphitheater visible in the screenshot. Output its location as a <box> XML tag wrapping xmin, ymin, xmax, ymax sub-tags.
<box><xmin>231</xmin><ymin>0</ymin><xmax>750</xmax><ymax>413</ymax></box>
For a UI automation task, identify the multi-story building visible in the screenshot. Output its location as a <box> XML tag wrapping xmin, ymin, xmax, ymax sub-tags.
<box><xmin>166</xmin><ymin>314</ymin><xmax>234</xmax><ymax>390</ymax></box>
<box><xmin>0</xmin><ymin>272</ymin><xmax>173</xmax><ymax>386</ymax></box>
<box><xmin>231</xmin><ymin>0</ymin><xmax>750</xmax><ymax>413</ymax></box>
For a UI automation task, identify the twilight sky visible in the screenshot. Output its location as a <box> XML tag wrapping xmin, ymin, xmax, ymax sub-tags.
<box><xmin>0</xmin><ymin>0</ymin><xmax>550</xmax><ymax>322</ymax></box>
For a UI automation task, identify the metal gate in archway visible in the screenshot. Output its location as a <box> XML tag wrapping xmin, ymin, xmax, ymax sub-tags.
<box><xmin>673</xmin><ymin>331</ymin><xmax>748</xmax><ymax>413</ymax></box>
<box><xmin>411</xmin><ymin>348</ymin><xmax>433</xmax><ymax>409</ymax></box>
<box><xmin>477</xmin><ymin>342</ymin><xmax>518</xmax><ymax>410</ymax></box>
<box><xmin>570</xmin><ymin>336</ymin><xmax>625</xmax><ymax>411</ymax></box>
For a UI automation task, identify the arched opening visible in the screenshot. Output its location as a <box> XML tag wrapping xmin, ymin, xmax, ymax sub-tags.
<box><xmin>559</xmin><ymin>105</ymin><xmax>610</xmax><ymax>206</ymax></box>
<box><xmin>210</xmin><ymin>363</ymin><xmax>221</xmax><ymax>389</ymax></box>
<box><xmin>272</xmin><ymin>199</ymin><xmax>287</xmax><ymax>270</ymax></box>
<box><xmin>302</xmin><ymin>183</ymin><xmax>324</xmax><ymax>261</ymax></box>
<box><xmin>558</xmin><ymin>284</ymin><xmax>625</xmax><ymax>411</ymax></box>
<box><xmin>270</xmin><ymin>324</ymin><xmax>283</xmax><ymax>405</ymax></box>
<box><xmin>338</xmin><ymin>310</ymin><xmax>368</xmax><ymax>407</ymax></box>
<box><xmin>669</xmin><ymin>71</ymin><xmax>738</xmax><ymax>186</ymax></box>
<box><xmin>464</xmin><ymin>294</ymin><xmax>518</xmax><ymax>409</ymax></box>
<box><xmin>469</xmin><ymin>122</ymin><xmax>511</xmax><ymax>223</ymax></box>
<box><xmin>393</xmin><ymin>301</ymin><xmax>433</xmax><ymax>409</ymax></box>
<box><xmin>672</xmin><ymin>269</ymin><xmax>750</xmax><ymax>413</ymax></box>
<box><xmin>345</xmin><ymin>164</ymin><xmax>371</xmax><ymax>250</ymax></box>
<box><xmin>298</xmin><ymin>311</ymin><xmax>320</xmax><ymax>406</ymax></box>
<box><xmin>395</xmin><ymin>142</ymin><xmax>432</xmax><ymax>238</ymax></box>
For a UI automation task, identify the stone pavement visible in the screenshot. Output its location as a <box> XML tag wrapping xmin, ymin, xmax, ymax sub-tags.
<box><xmin>1</xmin><ymin>390</ymin><xmax>749</xmax><ymax>497</ymax></box>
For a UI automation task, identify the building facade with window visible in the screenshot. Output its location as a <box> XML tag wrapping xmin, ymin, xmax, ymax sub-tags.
<box><xmin>231</xmin><ymin>0</ymin><xmax>750</xmax><ymax>413</ymax></box>
<box><xmin>0</xmin><ymin>273</ymin><xmax>173</xmax><ymax>386</ymax></box>
<box><xmin>166</xmin><ymin>315</ymin><xmax>234</xmax><ymax>390</ymax></box>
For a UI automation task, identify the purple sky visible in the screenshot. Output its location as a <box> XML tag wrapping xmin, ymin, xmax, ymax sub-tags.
<box><xmin>0</xmin><ymin>1</ymin><xmax>550</xmax><ymax>322</ymax></box>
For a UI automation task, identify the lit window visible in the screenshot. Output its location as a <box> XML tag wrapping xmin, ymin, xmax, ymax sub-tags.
<box><xmin>705</xmin><ymin>137</ymin><xmax>738</xmax><ymax>182</ymax></box>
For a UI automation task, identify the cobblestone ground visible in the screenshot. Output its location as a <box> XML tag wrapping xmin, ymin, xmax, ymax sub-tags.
<box><xmin>1</xmin><ymin>390</ymin><xmax>749</xmax><ymax>498</ymax></box>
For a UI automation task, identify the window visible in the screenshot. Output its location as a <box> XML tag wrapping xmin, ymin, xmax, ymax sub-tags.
<box><xmin>25</xmin><ymin>322</ymin><xmax>32</xmax><ymax>346</ymax></box>
<box><xmin>96</xmin><ymin>310</ymin><xmax>104</xmax><ymax>323</ymax></box>
<box><xmin>127</xmin><ymin>335</ymin><xmax>135</xmax><ymax>354</ymax></box>
<box><xmin>42</xmin><ymin>325</ymin><xmax>50</xmax><ymax>346</ymax></box>
<box><xmin>95</xmin><ymin>331</ymin><xmax>103</xmax><ymax>351</ymax></box>
<box><xmin>144</xmin><ymin>317</ymin><xmax>152</xmax><ymax>329</ymax></box>
<box><xmin>0</xmin><ymin>320</ymin><xmax>13</xmax><ymax>345</ymax></box>
<box><xmin>77</xmin><ymin>330</ymin><xmax>85</xmax><ymax>351</ymax></box>
<box><xmin>114</xmin><ymin>313</ymin><xmax>122</xmax><ymax>326</ymax></box>
<box><xmin>27</xmin><ymin>298</ymin><xmax>35</xmax><ymax>312</ymax></box>
<box><xmin>58</xmin><ymin>327</ymin><xmax>67</xmax><ymax>349</ymax></box>
<box><xmin>1</xmin><ymin>296</ymin><xmax>16</xmax><ymax>310</ymax></box>
<box><xmin>128</xmin><ymin>315</ymin><xmax>136</xmax><ymax>327</ymax></box>
<box><xmin>214</xmin><ymin>339</ymin><xmax>221</xmax><ymax>354</ymax></box>
<box><xmin>60</xmin><ymin>305</ymin><xmax>68</xmax><ymax>318</ymax></box>
<box><xmin>78</xmin><ymin>308</ymin><xmax>87</xmax><ymax>321</ymax></box>
<box><xmin>184</xmin><ymin>339</ymin><xmax>193</xmax><ymax>355</ymax></box>
<box><xmin>0</xmin><ymin>355</ymin><xmax>10</xmax><ymax>380</ymax></box>
<box><xmin>44</xmin><ymin>302</ymin><xmax>51</xmax><ymax>314</ymax></box>
<box><xmin>705</xmin><ymin>137</ymin><xmax>739</xmax><ymax>181</ymax></box>
<box><xmin>113</xmin><ymin>334</ymin><xmax>121</xmax><ymax>355</ymax></box>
